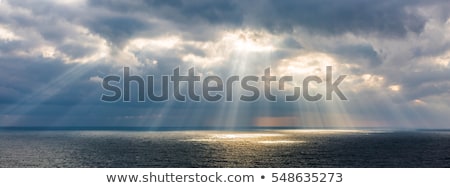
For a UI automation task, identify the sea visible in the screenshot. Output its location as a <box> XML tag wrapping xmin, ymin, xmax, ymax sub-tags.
<box><xmin>0</xmin><ymin>130</ymin><xmax>449</xmax><ymax>167</ymax></box>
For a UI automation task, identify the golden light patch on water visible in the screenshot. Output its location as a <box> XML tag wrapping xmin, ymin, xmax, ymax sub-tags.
<box><xmin>181</xmin><ymin>132</ymin><xmax>305</xmax><ymax>145</ymax></box>
<box><xmin>182</xmin><ymin>132</ymin><xmax>284</xmax><ymax>142</ymax></box>
<box><xmin>183</xmin><ymin>138</ymin><xmax>304</xmax><ymax>145</ymax></box>
<box><xmin>180</xmin><ymin>130</ymin><xmax>391</xmax><ymax>143</ymax></box>
<box><xmin>181</xmin><ymin>138</ymin><xmax>224</xmax><ymax>142</ymax></box>
<box><xmin>212</xmin><ymin>133</ymin><xmax>283</xmax><ymax>139</ymax></box>
<box><xmin>257</xmin><ymin>140</ymin><xmax>305</xmax><ymax>144</ymax></box>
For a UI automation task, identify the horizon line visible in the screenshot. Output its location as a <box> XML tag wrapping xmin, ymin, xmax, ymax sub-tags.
<box><xmin>0</xmin><ymin>126</ymin><xmax>448</xmax><ymax>132</ymax></box>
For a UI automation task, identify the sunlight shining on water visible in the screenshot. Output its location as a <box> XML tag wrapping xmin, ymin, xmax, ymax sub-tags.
<box><xmin>257</xmin><ymin>140</ymin><xmax>305</xmax><ymax>144</ymax></box>
<box><xmin>183</xmin><ymin>133</ymin><xmax>284</xmax><ymax>142</ymax></box>
<box><xmin>0</xmin><ymin>130</ymin><xmax>449</xmax><ymax>167</ymax></box>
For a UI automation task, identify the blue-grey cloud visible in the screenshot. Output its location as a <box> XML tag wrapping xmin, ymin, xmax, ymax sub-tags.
<box><xmin>1</xmin><ymin>0</ymin><xmax>450</xmax><ymax>128</ymax></box>
<box><xmin>248</xmin><ymin>0</ymin><xmax>430</xmax><ymax>36</ymax></box>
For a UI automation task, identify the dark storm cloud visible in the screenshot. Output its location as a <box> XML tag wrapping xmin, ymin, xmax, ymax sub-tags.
<box><xmin>85</xmin><ymin>16</ymin><xmax>149</xmax><ymax>46</ymax></box>
<box><xmin>87</xmin><ymin>0</ymin><xmax>435</xmax><ymax>38</ymax></box>
<box><xmin>392</xmin><ymin>69</ymin><xmax>450</xmax><ymax>100</ymax></box>
<box><xmin>247</xmin><ymin>0</ymin><xmax>429</xmax><ymax>36</ymax></box>
<box><xmin>0</xmin><ymin>41</ymin><xmax>25</xmax><ymax>54</ymax></box>
<box><xmin>0</xmin><ymin>55</ymin><xmax>114</xmax><ymax>106</ymax></box>
<box><xmin>89</xmin><ymin>0</ymin><xmax>243</xmax><ymax>25</ymax></box>
<box><xmin>334</xmin><ymin>44</ymin><xmax>382</xmax><ymax>67</ymax></box>
<box><xmin>0</xmin><ymin>57</ymin><xmax>69</xmax><ymax>97</ymax></box>
<box><xmin>84</xmin><ymin>0</ymin><xmax>244</xmax><ymax>43</ymax></box>
<box><xmin>279</xmin><ymin>37</ymin><xmax>302</xmax><ymax>49</ymax></box>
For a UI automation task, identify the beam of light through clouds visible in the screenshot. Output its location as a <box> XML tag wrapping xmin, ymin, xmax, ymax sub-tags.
<box><xmin>0</xmin><ymin>0</ymin><xmax>450</xmax><ymax>129</ymax></box>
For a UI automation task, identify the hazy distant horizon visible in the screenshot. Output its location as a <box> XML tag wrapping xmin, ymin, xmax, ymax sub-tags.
<box><xmin>0</xmin><ymin>126</ymin><xmax>448</xmax><ymax>131</ymax></box>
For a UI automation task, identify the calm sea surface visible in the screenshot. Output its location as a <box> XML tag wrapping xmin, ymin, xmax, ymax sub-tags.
<box><xmin>0</xmin><ymin>130</ymin><xmax>449</xmax><ymax>167</ymax></box>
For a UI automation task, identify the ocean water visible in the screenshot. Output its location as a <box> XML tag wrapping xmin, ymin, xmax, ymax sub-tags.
<box><xmin>0</xmin><ymin>130</ymin><xmax>449</xmax><ymax>168</ymax></box>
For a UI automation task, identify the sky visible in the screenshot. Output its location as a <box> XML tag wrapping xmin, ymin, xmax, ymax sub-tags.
<box><xmin>1</xmin><ymin>0</ymin><xmax>450</xmax><ymax>129</ymax></box>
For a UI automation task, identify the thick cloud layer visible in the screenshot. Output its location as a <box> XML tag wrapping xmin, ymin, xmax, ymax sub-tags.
<box><xmin>1</xmin><ymin>0</ymin><xmax>450</xmax><ymax>128</ymax></box>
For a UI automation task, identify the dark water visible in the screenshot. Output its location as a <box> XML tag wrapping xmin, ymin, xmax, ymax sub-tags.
<box><xmin>0</xmin><ymin>130</ymin><xmax>449</xmax><ymax>167</ymax></box>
